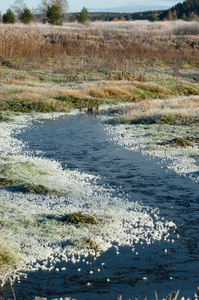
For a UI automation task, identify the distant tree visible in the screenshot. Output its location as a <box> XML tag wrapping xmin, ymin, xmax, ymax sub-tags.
<box><xmin>11</xmin><ymin>0</ymin><xmax>26</xmax><ymax>18</ymax></box>
<box><xmin>0</xmin><ymin>12</ymin><xmax>2</xmax><ymax>22</ymax></box>
<box><xmin>190</xmin><ymin>11</ymin><xmax>195</xmax><ymax>20</ymax></box>
<box><xmin>77</xmin><ymin>7</ymin><xmax>90</xmax><ymax>24</ymax></box>
<box><xmin>54</xmin><ymin>0</ymin><xmax>69</xmax><ymax>13</ymax></box>
<box><xmin>46</xmin><ymin>4</ymin><xmax>64</xmax><ymax>25</ymax></box>
<box><xmin>167</xmin><ymin>10</ymin><xmax>173</xmax><ymax>20</ymax></box>
<box><xmin>127</xmin><ymin>13</ymin><xmax>132</xmax><ymax>20</ymax></box>
<box><xmin>19</xmin><ymin>7</ymin><xmax>34</xmax><ymax>23</ymax></box>
<box><xmin>172</xmin><ymin>10</ymin><xmax>178</xmax><ymax>20</ymax></box>
<box><xmin>3</xmin><ymin>9</ymin><xmax>16</xmax><ymax>23</ymax></box>
<box><xmin>120</xmin><ymin>16</ymin><xmax>126</xmax><ymax>21</ymax></box>
<box><xmin>153</xmin><ymin>13</ymin><xmax>159</xmax><ymax>21</ymax></box>
<box><xmin>182</xmin><ymin>12</ymin><xmax>187</xmax><ymax>20</ymax></box>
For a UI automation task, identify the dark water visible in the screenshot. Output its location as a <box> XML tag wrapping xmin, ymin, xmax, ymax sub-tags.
<box><xmin>2</xmin><ymin>114</ymin><xmax>199</xmax><ymax>300</ymax></box>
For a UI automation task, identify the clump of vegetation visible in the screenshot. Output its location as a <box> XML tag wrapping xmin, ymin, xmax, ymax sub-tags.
<box><xmin>55</xmin><ymin>95</ymin><xmax>100</xmax><ymax>111</ymax></box>
<box><xmin>0</xmin><ymin>238</ymin><xmax>18</xmax><ymax>270</ymax></box>
<box><xmin>0</xmin><ymin>174</ymin><xmax>61</xmax><ymax>195</ymax></box>
<box><xmin>159</xmin><ymin>137</ymin><xmax>194</xmax><ymax>147</ymax></box>
<box><xmin>157</xmin><ymin>114</ymin><xmax>199</xmax><ymax>125</ymax></box>
<box><xmin>18</xmin><ymin>183</ymin><xmax>62</xmax><ymax>195</ymax></box>
<box><xmin>0</xmin><ymin>112</ymin><xmax>12</xmax><ymax>122</ymax></box>
<box><xmin>72</xmin><ymin>235</ymin><xmax>100</xmax><ymax>253</ymax></box>
<box><xmin>109</xmin><ymin>97</ymin><xmax>199</xmax><ymax>126</ymax></box>
<box><xmin>0</xmin><ymin>99</ymin><xmax>71</xmax><ymax>113</ymax></box>
<box><xmin>60</xmin><ymin>211</ymin><xmax>101</xmax><ymax>225</ymax></box>
<box><xmin>0</xmin><ymin>177</ymin><xmax>15</xmax><ymax>187</ymax></box>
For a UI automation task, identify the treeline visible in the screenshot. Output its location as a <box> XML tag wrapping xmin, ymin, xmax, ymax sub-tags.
<box><xmin>159</xmin><ymin>0</ymin><xmax>199</xmax><ymax>20</ymax></box>
<box><xmin>83</xmin><ymin>11</ymin><xmax>164</xmax><ymax>22</ymax></box>
<box><xmin>78</xmin><ymin>0</ymin><xmax>199</xmax><ymax>22</ymax></box>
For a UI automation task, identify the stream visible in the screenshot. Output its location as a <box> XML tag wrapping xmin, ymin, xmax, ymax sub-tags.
<box><xmin>1</xmin><ymin>113</ymin><xmax>199</xmax><ymax>300</ymax></box>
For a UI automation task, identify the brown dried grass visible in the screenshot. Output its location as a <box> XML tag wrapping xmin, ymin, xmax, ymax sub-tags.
<box><xmin>114</xmin><ymin>96</ymin><xmax>199</xmax><ymax>124</ymax></box>
<box><xmin>0</xmin><ymin>21</ymin><xmax>199</xmax><ymax>69</ymax></box>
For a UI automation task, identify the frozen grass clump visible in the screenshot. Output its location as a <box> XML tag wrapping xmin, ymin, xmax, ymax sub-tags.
<box><xmin>0</xmin><ymin>236</ymin><xmax>21</xmax><ymax>277</ymax></box>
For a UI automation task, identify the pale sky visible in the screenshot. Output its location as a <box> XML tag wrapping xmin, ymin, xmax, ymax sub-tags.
<box><xmin>0</xmin><ymin>0</ymin><xmax>180</xmax><ymax>14</ymax></box>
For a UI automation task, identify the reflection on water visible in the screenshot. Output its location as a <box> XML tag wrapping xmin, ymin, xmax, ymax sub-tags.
<box><xmin>2</xmin><ymin>114</ymin><xmax>199</xmax><ymax>299</ymax></box>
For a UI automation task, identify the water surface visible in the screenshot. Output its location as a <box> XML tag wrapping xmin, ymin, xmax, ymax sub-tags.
<box><xmin>2</xmin><ymin>114</ymin><xmax>199</xmax><ymax>299</ymax></box>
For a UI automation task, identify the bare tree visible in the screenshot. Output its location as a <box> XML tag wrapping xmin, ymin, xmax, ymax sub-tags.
<box><xmin>37</xmin><ymin>0</ymin><xmax>68</xmax><ymax>15</ymax></box>
<box><xmin>11</xmin><ymin>0</ymin><xmax>26</xmax><ymax>17</ymax></box>
<box><xmin>53</xmin><ymin>0</ymin><xmax>69</xmax><ymax>13</ymax></box>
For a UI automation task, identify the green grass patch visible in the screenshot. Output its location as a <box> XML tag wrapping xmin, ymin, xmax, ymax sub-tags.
<box><xmin>59</xmin><ymin>211</ymin><xmax>101</xmax><ymax>225</ymax></box>
<box><xmin>159</xmin><ymin>137</ymin><xmax>194</xmax><ymax>147</ymax></box>
<box><xmin>0</xmin><ymin>99</ymin><xmax>71</xmax><ymax>113</ymax></box>
<box><xmin>55</xmin><ymin>95</ymin><xmax>100</xmax><ymax>111</ymax></box>
<box><xmin>0</xmin><ymin>238</ymin><xmax>19</xmax><ymax>270</ymax></box>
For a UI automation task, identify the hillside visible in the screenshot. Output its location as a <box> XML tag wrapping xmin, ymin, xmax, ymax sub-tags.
<box><xmin>159</xmin><ymin>0</ymin><xmax>199</xmax><ymax>19</ymax></box>
<box><xmin>68</xmin><ymin>0</ymin><xmax>199</xmax><ymax>21</ymax></box>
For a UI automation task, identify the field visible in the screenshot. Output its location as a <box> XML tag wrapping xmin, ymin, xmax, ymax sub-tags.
<box><xmin>0</xmin><ymin>20</ymin><xmax>199</xmax><ymax>115</ymax></box>
<box><xmin>0</xmin><ymin>20</ymin><xmax>199</xmax><ymax>298</ymax></box>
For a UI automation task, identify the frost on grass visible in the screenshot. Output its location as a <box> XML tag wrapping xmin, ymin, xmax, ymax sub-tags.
<box><xmin>103</xmin><ymin>97</ymin><xmax>199</xmax><ymax>183</ymax></box>
<box><xmin>0</xmin><ymin>113</ymin><xmax>176</xmax><ymax>284</ymax></box>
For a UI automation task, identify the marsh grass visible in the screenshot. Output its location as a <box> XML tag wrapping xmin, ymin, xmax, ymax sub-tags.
<box><xmin>110</xmin><ymin>96</ymin><xmax>199</xmax><ymax>126</ymax></box>
<box><xmin>0</xmin><ymin>21</ymin><xmax>199</xmax><ymax>114</ymax></box>
<box><xmin>1</xmin><ymin>21</ymin><xmax>199</xmax><ymax>65</ymax></box>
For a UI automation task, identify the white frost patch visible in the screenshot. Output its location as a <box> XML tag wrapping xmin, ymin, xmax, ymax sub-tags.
<box><xmin>0</xmin><ymin>113</ymin><xmax>176</xmax><ymax>284</ymax></box>
<box><xmin>103</xmin><ymin>121</ymin><xmax>199</xmax><ymax>183</ymax></box>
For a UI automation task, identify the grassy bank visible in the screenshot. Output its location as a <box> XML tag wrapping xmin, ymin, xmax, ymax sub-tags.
<box><xmin>107</xmin><ymin>96</ymin><xmax>199</xmax><ymax>126</ymax></box>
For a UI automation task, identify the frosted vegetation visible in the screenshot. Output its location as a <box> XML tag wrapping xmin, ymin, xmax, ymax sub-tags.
<box><xmin>103</xmin><ymin>96</ymin><xmax>199</xmax><ymax>183</ymax></box>
<box><xmin>0</xmin><ymin>21</ymin><xmax>199</xmax><ymax>298</ymax></box>
<box><xmin>0</xmin><ymin>113</ymin><xmax>176</xmax><ymax>284</ymax></box>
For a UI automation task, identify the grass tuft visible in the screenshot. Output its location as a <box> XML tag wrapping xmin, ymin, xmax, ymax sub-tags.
<box><xmin>0</xmin><ymin>237</ymin><xmax>19</xmax><ymax>270</ymax></box>
<box><xmin>59</xmin><ymin>211</ymin><xmax>101</xmax><ymax>225</ymax></box>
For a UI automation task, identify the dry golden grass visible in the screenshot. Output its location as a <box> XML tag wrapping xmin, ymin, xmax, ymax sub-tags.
<box><xmin>0</xmin><ymin>21</ymin><xmax>199</xmax><ymax>113</ymax></box>
<box><xmin>113</xmin><ymin>96</ymin><xmax>199</xmax><ymax>125</ymax></box>
<box><xmin>0</xmin><ymin>237</ymin><xmax>19</xmax><ymax>271</ymax></box>
<box><xmin>0</xmin><ymin>21</ymin><xmax>199</xmax><ymax>69</ymax></box>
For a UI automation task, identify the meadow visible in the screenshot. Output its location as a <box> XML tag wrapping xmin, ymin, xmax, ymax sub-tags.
<box><xmin>0</xmin><ymin>20</ymin><xmax>199</xmax><ymax>116</ymax></box>
<box><xmin>0</xmin><ymin>20</ymin><xmax>199</xmax><ymax>298</ymax></box>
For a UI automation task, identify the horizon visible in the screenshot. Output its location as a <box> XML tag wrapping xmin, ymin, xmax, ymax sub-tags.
<box><xmin>0</xmin><ymin>0</ymin><xmax>181</xmax><ymax>14</ymax></box>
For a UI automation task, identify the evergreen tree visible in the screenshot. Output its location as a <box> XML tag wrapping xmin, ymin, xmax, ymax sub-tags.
<box><xmin>46</xmin><ymin>4</ymin><xmax>64</xmax><ymax>25</ymax></box>
<box><xmin>153</xmin><ymin>14</ymin><xmax>159</xmax><ymax>21</ymax></box>
<box><xmin>190</xmin><ymin>11</ymin><xmax>195</xmax><ymax>20</ymax></box>
<box><xmin>182</xmin><ymin>12</ymin><xmax>187</xmax><ymax>20</ymax></box>
<box><xmin>38</xmin><ymin>0</ymin><xmax>68</xmax><ymax>19</ymax></box>
<box><xmin>77</xmin><ymin>7</ymin><xmax>90</xmax><ymax>24</ymax></box>
<box><xmin>172</xmin><ymin>10</ymin><xmax>178</xmax><ymax>20</ymax></box>
<box><xmin>3</xmin><ymin>9</ymin><xmax>16</xmax><ymax>23</ymax></box>
<box><xmin>19</xmin><ymin>7</ymin><xmax>34</xmax><ymax>24</ymax></box>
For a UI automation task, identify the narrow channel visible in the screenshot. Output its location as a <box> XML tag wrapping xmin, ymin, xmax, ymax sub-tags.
<box><xmin>2</xmin><ymin>113</ymin><xmax>199</xmax><ymax>300</ymax></box>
